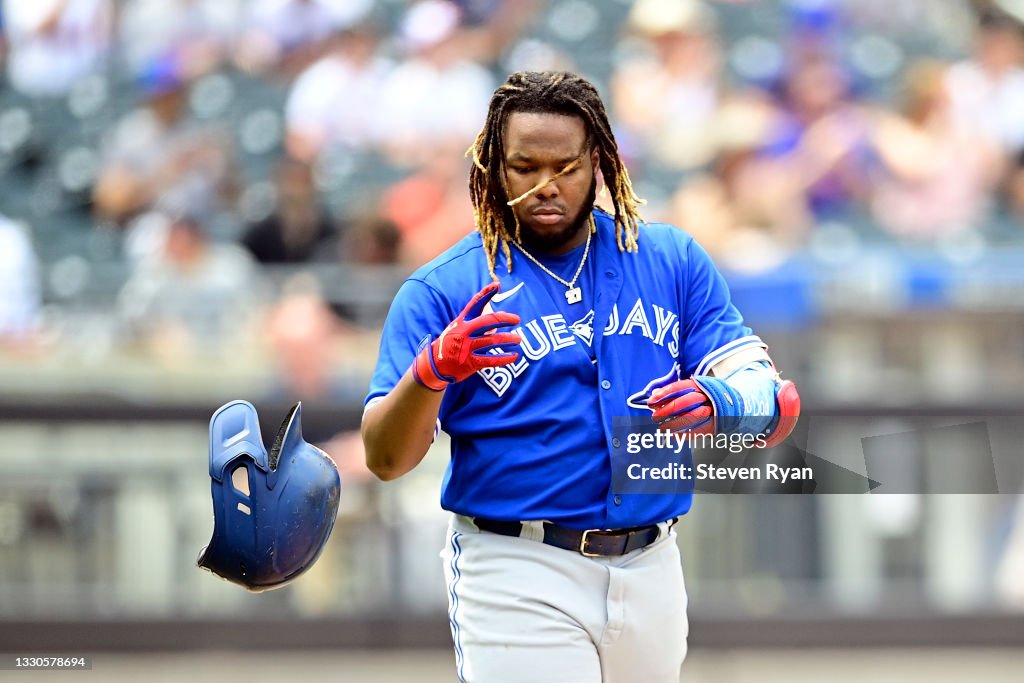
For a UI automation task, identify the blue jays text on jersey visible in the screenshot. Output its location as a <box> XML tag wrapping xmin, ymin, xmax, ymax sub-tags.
<box><xmin>366</xmin><ymin>208</ymin><xmax>765</xmax><ymax>530</ymax></box>
<box><xmin>477</xmin><ymin>295</ymin><xmax>681</xmax><ymax>398</ymax></box>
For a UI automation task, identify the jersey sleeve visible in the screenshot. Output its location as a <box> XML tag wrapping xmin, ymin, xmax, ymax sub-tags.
<box><xmin>364</xmin><ymin>278</ymin><xmax>453</xmax><ymax>407</ymax></box>
<box><xmin>679</xmin><ymin>237</ymin><xmax>764</xmax><ymax>377</ymax></box>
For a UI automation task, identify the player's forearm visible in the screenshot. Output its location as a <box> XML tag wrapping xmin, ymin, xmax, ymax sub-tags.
<box><xmin>361</xmin><ymin>369</ymin><xmax>444</xmax><ymax>481</ymax></box>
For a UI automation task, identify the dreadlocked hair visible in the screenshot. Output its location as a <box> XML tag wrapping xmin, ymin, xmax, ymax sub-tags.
<box><xmin>467</xmin><ymin>71</ymin><xmax>645</xmax><ymax>281</ymax></box>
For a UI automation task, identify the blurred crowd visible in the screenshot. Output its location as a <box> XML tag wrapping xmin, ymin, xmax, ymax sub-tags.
<box><xmin>612</xmin><ymin>0</ymin><xmax>1024</xmax><ymax>268</ymax></box>
<box><xmin>2</xmin><ymin>0</ymin><xmax>1024</xmax><ymax>396</ymax></box>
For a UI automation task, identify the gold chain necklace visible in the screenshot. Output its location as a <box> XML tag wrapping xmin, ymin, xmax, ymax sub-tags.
<box><xmin>511</xmin><ymin>216</ymin><xmax>593</xmax><ymax>305</ymax></box>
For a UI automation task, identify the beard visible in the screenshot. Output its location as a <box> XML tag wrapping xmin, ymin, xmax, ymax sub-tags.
<box><xmin>514</xmin><ymin>175</ymin><xmax>597</xmax><ymax>254</ymax></box>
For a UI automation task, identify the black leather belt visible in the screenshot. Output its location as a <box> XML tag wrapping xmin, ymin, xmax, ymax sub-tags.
<box><xmin>473</xmin><ymin>517</ymin><xmax>663</xmax><ymax>557</ymax></box>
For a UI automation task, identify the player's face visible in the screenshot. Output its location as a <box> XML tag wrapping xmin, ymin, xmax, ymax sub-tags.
<box><xmin>503</xmin><ymin>112</ymin><xmax>599</xmax><ymax>255</ymax></box>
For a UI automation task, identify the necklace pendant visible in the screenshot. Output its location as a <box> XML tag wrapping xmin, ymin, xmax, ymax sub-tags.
<box><xmin>565</xmin><ymin>286</ymin><xmax>582</xmax><ymax>304</ymax></box>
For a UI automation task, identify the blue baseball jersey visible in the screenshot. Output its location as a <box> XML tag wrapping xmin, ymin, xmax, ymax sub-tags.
<box><xmin>366</xmin><ymin>208</ymin><xmax>763</xmax><ymax>529</ymax></box>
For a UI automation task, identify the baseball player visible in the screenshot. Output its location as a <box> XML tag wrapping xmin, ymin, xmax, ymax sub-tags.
<box><xmin>362</xmin><ymin>71</ymin><xmax>799</xmax><ymax>683</ymax></box>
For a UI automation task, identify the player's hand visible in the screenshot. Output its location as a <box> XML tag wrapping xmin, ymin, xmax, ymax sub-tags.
<box><xmin>412</xmin><ymin>282</ymin><xmax>522</xmax><ymax>391</ymax></box>
<box><xmin>647</xmin><ymin>379</ymin><xmax>714</xmax><ymax>435</ymax></box>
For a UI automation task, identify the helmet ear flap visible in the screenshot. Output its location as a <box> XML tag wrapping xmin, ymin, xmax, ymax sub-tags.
<box><xmin>208</xmin><ymin>401</ymin><xmax>269</xmax><ymax>480</ymax></box>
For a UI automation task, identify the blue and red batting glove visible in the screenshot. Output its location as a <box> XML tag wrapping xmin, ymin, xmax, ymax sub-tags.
<box><xmin>411</xmin><ymin>282</ymin><xmax>522</xmax><ymax>391</ymax></box>
<box><xmin>647</xmin><ymin>379</ymin><xmax>715</xmax><ymax>435</ymax></box>
<box><xmin>648</xmin><ymin>374</ymin><xmax>801</xmax><ymax>447</ymax></box>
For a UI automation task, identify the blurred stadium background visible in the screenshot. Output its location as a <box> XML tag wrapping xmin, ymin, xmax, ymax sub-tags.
<box><xmin>2</xmin><ymin>0</ymin><xmax>1024</xmax><ymax>680</ymax></box>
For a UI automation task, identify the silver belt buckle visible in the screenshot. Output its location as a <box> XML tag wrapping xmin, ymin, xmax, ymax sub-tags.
<box><xmin>579</xmin><ymin>529</ymin><xmax>602</xmax><ymax>557</ymax></box>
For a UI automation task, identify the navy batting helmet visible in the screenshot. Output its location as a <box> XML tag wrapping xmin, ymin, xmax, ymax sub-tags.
<box><xmin>198</xmin><ymin>400</ymin><xmax>341</xmax><ymax>591</ymax></box>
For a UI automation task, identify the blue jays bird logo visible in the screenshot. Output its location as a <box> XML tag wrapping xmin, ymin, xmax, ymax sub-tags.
<box><xmin>626</xmin><ymin>362</ymin><xmax>682</xmax><ymax>411</ymax></box>
<box><xmin>569</xmin><ymin>310</ymin><xmax>595</xmax><ymax>346</ymax></box>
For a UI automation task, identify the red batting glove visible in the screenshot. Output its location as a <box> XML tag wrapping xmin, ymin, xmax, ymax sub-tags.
<box><xmin>647</xmin><ymin>379</ymin><xmax>715</xmax><ymax>435</ymax></box>
<box><xmin>411</xmin><ymin>282</ymin><xmax>522</xmax><ymax>391</ymax></box>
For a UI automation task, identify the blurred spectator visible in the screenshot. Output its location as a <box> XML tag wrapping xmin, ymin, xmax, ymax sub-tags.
<box><xmin>380</xmin><ymin>140</ymin><xmax>475</xmax><ymax>266</ymax></box>
<box><xmin>284</xmin><ymin>24</ymin><xmax>393</xmax><ymax>164</ymax></box>
<box><xmin>118</xmin><ymin>210</ymin><xmax>266</xmax><ymax>359</ymax></box>
<box><xmin>781</xmin><ymin>0</ymin><xmax>848</xmax><ymax>68</ymax></box>
<box><xmin>118</xmin><ymin>0</ymin><xmax>240</xmax><ymax>79</ymax></box>
<box><xmin>668</xmin><ymin>172</ymin><xmax>739</xmax><ymax>260</ymax></box>
<box><xmin>2</xmin><ymin>0</ymin><xmax>113</xmax><ymax>98</ymax></box>
<box><xmin>668</xmin><ymin>95</ymin><xmax>809</xmax><ymax>269</ymax></box>
<box><xmin>374</xmin><ymin>0</ymin><xmax>495</xmax><ymax>167</ymax></box>
<box><xmin>0</xmin><ymin>215</ymin><xmax>40</xmax><ymax>345</ymax></box>
<box><xmin>234</xmin><ymin>0</ymin><xmax>374</xmax><ymax>77</ymax></box>
<box><xmin>869</xmin><ymin>59</ymin><xmax>1003</xmax><ymax>237</ymax></box>
<box><xmin>339</xmin><ymin>215</ymin><xmax>402</xmax><ymax>265</ymax></box>
<box><xmin>242</xmin><ymin>159</ymin><xmax>336</xmax><ymax>264</ymax></box>
<box><xmin>611</xmin><ymin>0</ymin><xmax>724</xmax><ymax>171</ymax></box>
<box><xmin>263</xmin><ymin>276</ymin><xmax>352</xmax><ymax>401</ymax></box>
<box><xmin>1006</xmin><ymin>148</ymin><xmax>1024</xmax><ymax>219</ymax></box>
<box><xmin>946</xmin><ymin>8</ymin><xmax>1024</xmax><ymax>156</ymax></box>
<box><xmin>449</xmin><ymin>0</ymin><xmax>544</xmax><ymax>66</ymax></box>
<box><xmin>760</xmin><ymin>49</ymin><xmax>878</xmax><ymax>221</ymax></box>
<box><xmin>92</xmin><ymin>53</ymin><xmax>235</xmax><ymax>226</ymax></box>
